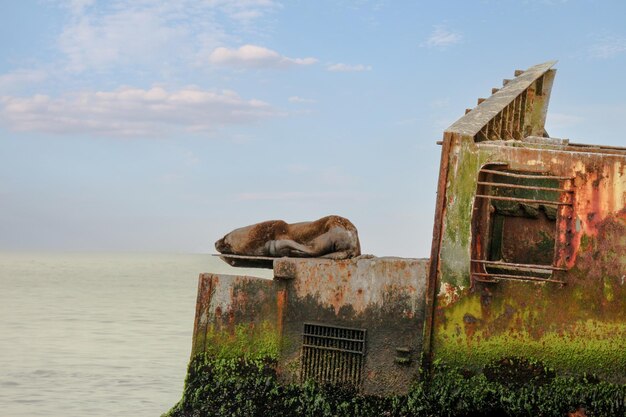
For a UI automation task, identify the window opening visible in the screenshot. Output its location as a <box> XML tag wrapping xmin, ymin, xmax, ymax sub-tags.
<box><xmin>471</xmin><ymin>166</ymin><xmax>573</xmax><ymax>283</ymax></box>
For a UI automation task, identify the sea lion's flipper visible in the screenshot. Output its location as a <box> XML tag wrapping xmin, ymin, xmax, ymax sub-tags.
<box><xmin>266</xmin><ymin>239</ymin><xmax>315</xmax><ymax>257</ymax></box>
<box><xmin>319</xmin><ymin>250</ymin><xmax>351</xmax><ymax>260</ymax></box>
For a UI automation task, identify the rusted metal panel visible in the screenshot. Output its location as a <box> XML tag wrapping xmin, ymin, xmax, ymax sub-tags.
<box><xmin>427</xmin><ymin>62</ymin><xmax>626</xmax><ymax>381</ymax></box>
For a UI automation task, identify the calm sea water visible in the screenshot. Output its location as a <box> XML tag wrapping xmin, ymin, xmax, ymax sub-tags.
<box><xmin>0</xmin><ymin>252</ymin><xmax>271</xmax><ymax>417</ymax></box>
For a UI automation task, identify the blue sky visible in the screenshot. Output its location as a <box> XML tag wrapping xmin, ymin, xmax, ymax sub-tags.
<box><xmin>1</xmin><ymin>0</ymin><xmax>625</xmax><ymax>257</ymax></box>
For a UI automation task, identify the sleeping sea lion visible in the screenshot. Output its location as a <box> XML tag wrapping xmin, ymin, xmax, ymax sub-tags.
<box><xmin>215</xmin><ymin>215</ymin><xmax>361</xmax><ymax>260</ymax></box>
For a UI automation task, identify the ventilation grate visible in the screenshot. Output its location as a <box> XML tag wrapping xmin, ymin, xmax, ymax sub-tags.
<box><xmin>301</xmin><ymin>323</ymin><xmax>366</xmax><ymax>387</ymax></box>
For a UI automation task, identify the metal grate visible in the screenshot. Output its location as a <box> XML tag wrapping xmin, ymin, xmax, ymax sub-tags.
<box><xmin>301</xmin><ymin>323</ymin><xmax>366</xmax><ymax>387</ymax></box>
<box><xmin>472</xmin><ymin>167</ymin><xmax>574</xmax><ymax>284</ymax></box>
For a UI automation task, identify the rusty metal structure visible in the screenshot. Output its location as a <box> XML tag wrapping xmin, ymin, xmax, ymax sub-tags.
<box><xmin>181</xmin><ymin>61</ymin><xmax>626</xmax><ymax>399</ymax></box>
<box><xmin>424</xmin><ymin>61</ymin><xmax>626</xmax><ymax>380</ymax></box>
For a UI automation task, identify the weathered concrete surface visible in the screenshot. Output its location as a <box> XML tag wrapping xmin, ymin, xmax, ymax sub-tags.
<box><xmin>191</xmin><ymin>273</ymin><xmax>282</xmax><ymax>360</ymax></box>
<box><xmin>275</xmin><ymin>257</ymin><xmax>429</xmax><ymax>395</ymax></box>
<box><xmin>189</xmin><ymin>257</ymin><xmax>428</xmax><ymax>395</ymax></box>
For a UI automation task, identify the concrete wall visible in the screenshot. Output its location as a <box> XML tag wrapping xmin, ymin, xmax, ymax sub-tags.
<box><xmin>189</xmin><ymin>256</ymin><xmax>429</xmax><ymax>395</ymax></box>
<box><xmin>275</xmin><ymin>257</ymin><xmax>428</xmax><ymax>395</ymax></box>
<box><xmin>191</xmin><ymin>273</ymin><xmax>283</xmax><ymax>360</ymax></box>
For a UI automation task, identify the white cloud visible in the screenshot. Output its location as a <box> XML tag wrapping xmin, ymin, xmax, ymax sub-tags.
<box><xmin>209</xmin><ymin>45</ymin><xmax>317</xmax><ymax>68</ymax></box>
<box><xmin>588</xmin><ymin>36</ymin><xmax>626</xmax><ymax>59</ymax></box>
<box><xmin>59</xmin><ymin>6</ymin><xmax>192</xmax><ymax>73</ymax></box>
<box><xmin>206</xmin><ymin>0</ymin><xmax>280</xmax><ymax>23</ymax></box>
<box><xmin>0</xmin><ymin>86</ymin><xmax>278</xmax><ymax>137</ymax></box>
<box><xmin>0</xmin><ymin>70</ymin><xmax>48</xmax><ymax>92</ymax></box>
<box><xmin>288</xmin><ymin>96</ymin><xmax>316</xmax><ymax>103</ymax></box>
<box><xmin>326</xmin><ymin>63</ymin><xmax>372</xmax><ymax>72</ymax></box>
<box><xmin>56</xmin><ymin>1</ymin><xmax>280</xmax><ymax>73</ymax></box>
<box><xmin>60</xmin><ymin>0</ymin><xmax>95</xmax><ymax>15</ymax></box>
<box><xmin>421</xmin><ymin>25</ymin><xmax>462</xmax><ymax>48</ymax></box>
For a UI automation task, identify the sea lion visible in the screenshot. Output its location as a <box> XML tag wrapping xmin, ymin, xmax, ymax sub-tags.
<box><xmin>215</xmin><ymin>215</ymin><xmax>361</xmax><ymax>260</ymax></box>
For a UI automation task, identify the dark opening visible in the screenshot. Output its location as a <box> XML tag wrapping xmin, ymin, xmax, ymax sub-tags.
<box><xmin>471</xmin><ymin>166</ymin><xmax>569</xmax><ymax>282</ymax></box>
<box><xmin>488</xmin><ymin>200</ymin><xmax>557</xmax><ymax>266</ymax></box>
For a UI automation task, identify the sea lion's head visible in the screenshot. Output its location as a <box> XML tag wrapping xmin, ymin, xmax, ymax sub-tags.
<box><xmin>215</xmin><ymin>234</ymin><xmax>233</xmax><ymax>254</ymax></box>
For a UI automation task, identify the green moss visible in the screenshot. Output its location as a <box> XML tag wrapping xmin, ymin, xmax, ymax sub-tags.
<box><xmin>439</xmin><ymin>139</ymin><xmax>484</xmax><ymax>288</ymax></box>
<box><xmin>603</xmin><ymin>281</ymin><xmax>615</xmax><ymax>302</ymax></box>
<box><xmin>193</xmin><ymin>320</ymin><xmax>281</xmax><ymax>360</ymax></box>
<box><xmin>434</xmin><ymin>321</ymin><xmax>626</xmax><ymax>380</ymax></box>
<box><xmin>164</xmin><ymin>355</ymin><xmax>626</xmax><ymax>417</ymax></box>
<box><xmin>579</xmin><ymin>234</ymin><xmax>591</xmax><ymax>252</ymax></box>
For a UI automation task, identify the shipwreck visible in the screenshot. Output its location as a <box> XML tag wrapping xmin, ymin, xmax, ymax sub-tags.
<box><xmin>168</xmin><ymin>61</ymin><xmax>626</xmax><ymax>410</ymax></box>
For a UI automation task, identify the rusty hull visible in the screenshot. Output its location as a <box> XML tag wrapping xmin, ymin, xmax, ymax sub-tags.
<box><xmin>425</xmin><ymin>62</ymin><xmax>626</xmax><ymax>381</ymax></box>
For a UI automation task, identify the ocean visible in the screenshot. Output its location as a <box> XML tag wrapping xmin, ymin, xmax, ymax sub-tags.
<box><xmin>0</xmin><ymin>252</ymin><xmax>271</xmax><ymax>417</ymax></box>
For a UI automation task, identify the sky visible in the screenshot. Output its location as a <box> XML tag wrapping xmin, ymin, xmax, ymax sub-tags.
<box><xmin>0</xmin><ymin>0</ymin><xmax>625</xmax><ymax>257</ymax></box>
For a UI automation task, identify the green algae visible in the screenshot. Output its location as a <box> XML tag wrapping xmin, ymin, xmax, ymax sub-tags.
<box><xmin>193</xmin><ymin>320</ymin><xmax>281</xmax><ymax>360</ymax></box>
<box><xmin>434</xmin><ymin>321</ymin><xmax>626</xmax><ymax>380</ymax></box>
<box><xmin>439</xmin><ymin>138</ymin><xmax>483</xmax><ymax>288</ymax></box>
<box><xmin>164</xmin><ymin>354</ymin><xmax>626</xmax><ymax>417</ymax></box>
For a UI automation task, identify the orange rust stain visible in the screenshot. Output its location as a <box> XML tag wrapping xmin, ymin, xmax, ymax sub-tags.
<box><xmin>330</xmin><ymin>285</ymin><xmax>346</xmax><ymax>315</ymax></box>
<box><xmin>564</xmin><ymin>161</ymin><xmax>626</xmax><ymax>268</ymax></box>
<box><xmin>276</xmin><ymin>289</ymin><xmax>286</xmax><ymax>336</ymax></box>
<box><xmin>352</xmin><ymin>287</ymin><xmax>366</xmax><ymax>313</ymax></box>
<box><xmin>228</xmin><ymin>309</ymin><xmax>235</xmax><ymax>334</ymax></box>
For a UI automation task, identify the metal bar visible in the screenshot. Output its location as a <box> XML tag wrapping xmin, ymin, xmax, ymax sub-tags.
<box><xmin>493</xmin><ymin>113</ymin><xmax>502</xmax><ymax>140</ymax></box>
<box><xmin>567</xmin><ymin>142</ymin><xmax>626</xmax><ymax>152</ymax></box>
<box><xmin>477</xmin><ymin>181</ymin><xmax>573</xmax><ymax>193</ymax></box>
<box><xmin>301</xmin><ymin>334</ymin><xmax>364</xmax><ymax>343</ymax></box>
<box><xmin>479</xmin><ymin>169</ymin><xmax>574</xmax><ymax>180</ymax></box>
<box><xmin>507</xmin><ymin>101</ymin><xmax>515</xmax><ymax>138</ymax></box>
<box><xmin>475</xmin><ymin>194</ymin><xmax>572</xmax><ymax>206</ymax></box>
<box><xmin>499</xmin><ymin>107</ymin><xmax>507</xmax><ymax>138</ymax></box>
<box><xmin>512</xmin><ymin>95</ymin><xmax>522</xmax><ymax>139</ymax></box>
<box><xmin>472</xmin><ymin>272</ymin><xmax>563</xmax><ymax>284</ymax></box>
<box><xmin>304</xmin><ymin>322</ymin><xmax>366</xmax><ymax>334</ymax></box>
<box><xmin>423</xmin><ymin>131</ymin><xmax>454</xmax><ymax>374</ymax></box>
<box><xmin>301</xmin><ymin>344</ymin><xmax>364</xmax><ymax>355</ymax></box>
<box><xmin>519</xmin><ymin>89</ymin><xmax>527</xmax><ymax>135</ymax></box>
<box><xmin>471</xmin><ymin>259</ymin><xmax>567</xmax><ymax>272</ymax></box>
